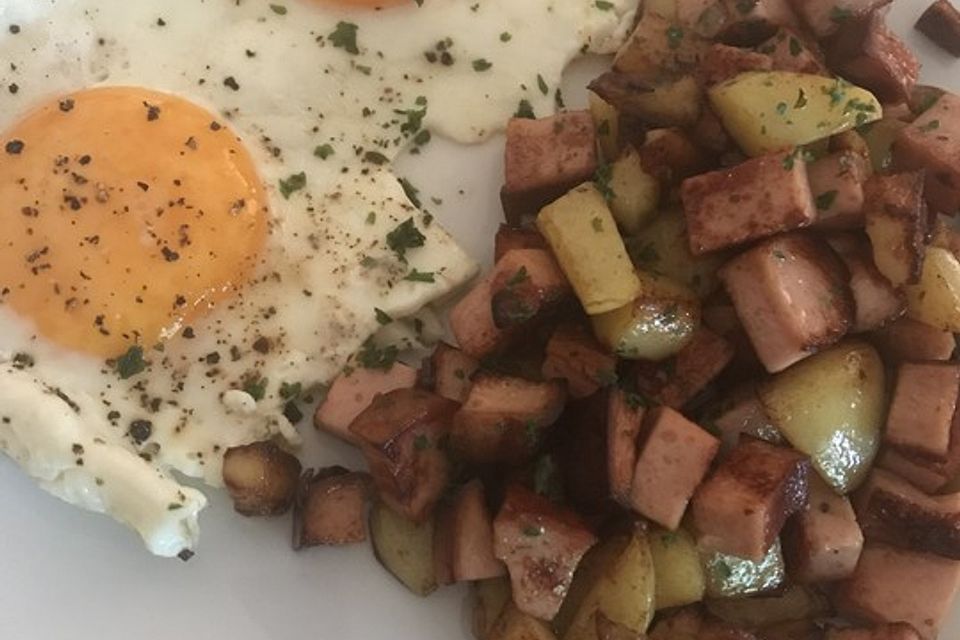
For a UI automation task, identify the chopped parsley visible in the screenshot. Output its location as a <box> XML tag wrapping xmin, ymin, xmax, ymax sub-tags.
<box><xmin>822</xmin><ymin>80</ymin><xmax>847</xmax><ymax>107</ymax></box>
<box><xmin>515</xmin><ymin>99</ymin><xmax>535</xmax><ymax>119</ymax></box>
<box><xmin>115</xmin><ymin>346</ymin><xmax>147</xmax><ymax>379</ymax></box>
<box><xmin>366</xmin><ymin>212</ymin><xmax>376</xmax><ymax>224</ymax></box>
<box><xmin>919</xmin><ymin>119</ymin><xmax>941</xmax><ymax>133</ymax></box>
<box><xmin>357</xmin><ymin>339</ymin><xmax>399</xmax><ymax>370</ymax></box>
<box><xmin>815</xmin><ymin>190</ymin><xmax>838</xmax><ymax>211</ymax></box>
<box><xmin>537</xmin><ymin>74</ymin><xmax>549</xmax><ymax>95</ymax></box>
<box><xmin>500</xmin><ymin>32</ymin><xmax>512</xmax><ymax>42</ymax></box>
<box><xmin>314</xmin><ymin>144</ymin><xmax>335</xmax><ymax>160</ymax></box>
<box><xmin>782</xmin><ymin>147</ymin><xmax>813</xmax><ymax>170</ymax></box>
<box><xmin>507</xmin><ymin>266</ymin><xmax>529</xmax><ymax>287</ymax></box>
<box><xmin>279</xmin><ymin>381</ymin><xmax>302</xmax><ymax>400</ymax></box>
<box><xmin>279</xmin><ymin>172</ymin><xmax>307</xmax><ymax>199</ymax></box>
<box><xmin>269</xmin><ymin>4</ymin><xmax>287</xmax><ymax>15</ymax></box>
<box><xmin>595</xmin><ymin>0</ymin><xmax>614</xmax><ymax>9</ymax></box>
<box><xmin>328</xmin><ymin>21</ymin><xmax>360</xmax><ymax>55</ymax></box>
<box><xmin>364</xmin><ymin>150</ymin><xmax>389</xmax><ymax>165</ymax></box>
<box><xmin>472</xmin><ymin>58</ymin><xmax>492</xmax><ymax>72</ymax></box>
<box><xmin>404</xmin><ymin>269</ymin><xmax>436</xmax><ymax>283</ymax></box>
<box><xmin>666</xmin><ymin>25</ymin><xmax>684</xmax><ymax>49</ymax></box>
<box><xmin>594</xmin><ymin>163</ymin><xmax>615</xmax><ymax>201</ymax></box>
<box><xmin>375</xmin><ymin>308</ymin><xmax>393</xmax><ymax>325</ymax></box>
<box><xmin>399</xmin><ymin>177</ymin><xmax>422</xmax><ymax>208</ymax></box>
<box><xmin>776</xmin><ymin>101</ymin><xmax>788</xmax><ymax>115</ymax></box>
<box><xmin>243</xmin><ymin>376</ymin><xmax>268</xmax><ymax>401</ymax></box>
<box><xmin>386</xmin><ymin>218</ymin><xmax>426</xmax><ymax>260</ymax></box>
<box><xmin>591</xmin><ymin>217</ymin><xmax>604</xmax><ymax>232</ymax></box>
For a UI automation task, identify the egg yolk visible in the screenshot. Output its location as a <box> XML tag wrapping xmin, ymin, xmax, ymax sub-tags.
<box><xmin>0</xmin><ymin>87</ymin><xmax>268</xmax><ymax>359</ymax></box>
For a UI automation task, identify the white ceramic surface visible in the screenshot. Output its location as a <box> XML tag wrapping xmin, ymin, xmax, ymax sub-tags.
<box><xmin>1</xmin><ymin>3</ymin><xmax>958</xmax><ymax>639</ymax></box>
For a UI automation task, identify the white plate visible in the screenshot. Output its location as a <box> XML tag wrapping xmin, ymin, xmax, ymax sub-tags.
<box><xmin>1</xmin><ymin>3</ymin><xmax>958</xmax><ymax>639</ymax></box>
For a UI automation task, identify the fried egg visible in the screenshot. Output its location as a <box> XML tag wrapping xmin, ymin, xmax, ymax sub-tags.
<box><xmin>0</xmin><ymin>0</ymin><xmax>637</xmax><ymax>557</ymax></box>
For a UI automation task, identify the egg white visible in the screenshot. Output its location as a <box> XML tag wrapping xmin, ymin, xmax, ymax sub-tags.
<box><xmin>0</xmin><ymin>0</ymin><xmax>637</xmax><ymax>556</ymax></box>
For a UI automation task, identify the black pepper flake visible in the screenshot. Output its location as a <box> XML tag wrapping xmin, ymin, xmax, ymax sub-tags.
<box><xmin>182</xmin><ymin>327</ymin><xmax>195</xmax><ymax>339</ymax></box>
<box><xmin>8</xmin><ymin>83</ymin><xmax>18</xmax><ymax>94</ymax></box>
<box><xmin>143</xmin><ymin>102</ymin><xmax>161</xmax><ymax>121</ymax></box>
<box><xmin>78</xmin><ymin>154</ymin><xmax>91</xmax><ymax>165</ymax></box>
<box><xmin>72</xmin><ymin>443</ymin><xmax>85</xmax><ymax>455</ymax></box>
<box><xmin>161</xmin><ymin>247</ymin><xmax>180</xmax><ymax>262</ymax></box>
<box><xmin>5</xmin><ymin>139</ymin><xmax>24</xmax><ymax>154</ymax></box>
<box><xmin>128</xmin><ymin>419</ymin><xmax>153</xmax><ymax>445</ymax></box>
<box><xmin>63</xmin><ymin>195</ymin><xmax>82</xmax><ymax>211</ymax></box>
<box><xmin>209</xmin><ymin>121</ymin><xmax>222</xmax><ymax>131</ymax></box>
<box><xmin>136</xmin><ymin>181</ymin><xmax>150</xmax><ymax>192</ymax></box>
<box><xmin>157</xmin><ymin>18</ymin><xmax>167</xmax><ymax>27</ymax></box>
<box><xmin>53</xmin><ymin>388</ymin><xmax>81</xmax><ymax>414</ymax></box>
<box><xmin>252</xmin><ymin>336</ymin><xmax>272</xmax><ymax>354</ymax></box>
<box><xmin>9</xmin><ymin>24</ymin><xmax>20</xmax><ymax>34</ymax></box>
<box><xmin>205</xmin><ymin>352</ymin><xmax>221</xmax><ymax>365</ymax></box>
<box><xmin>59</xmin><ymin>98</ymin><xmax>75</xmax><ymax>112</ymax></box>
<box><xmin>178</xmin><ymin>549</ymin><xmax>195</xmax><ymax>562</ymax></box>
<box><xmin>223</xmin><ymin>76</ymin><xmax>240</xmax><ymax>91</ymax></box>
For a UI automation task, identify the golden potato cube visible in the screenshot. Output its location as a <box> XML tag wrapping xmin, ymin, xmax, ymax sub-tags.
<box><xmin>537</xmin><ymin>184</ymin><xmax>641</xmax><ymax>315</ymax></box>
<box><xmin>369</xmin><ymin>499</ymin><xmax>437</xmax><ymax>597</ymax></box>
<box><xmin>906</xmin><ymin>247</ymin><xmax>960</xmax><ymax>332</ymax></box>
<box><xmin>490</xmin><ymin>605</ymin><xmax>558</xmax><ymax>640</ymax></box>
<box><xmin>588</xmin><ymin>91</ymin><xmax>620</xmax><ymax>163</ymax></box>
<box><xmin>649</xmin><ymin>527</ymin><xmax>705</xmax><ymax>610</ymax></box>
<box><xmin>709</xmin><ymin>72</ymin><xmax>883</xmax><ymax>156</ymax></box>
<box><xmin>607</xmin><ymin>147</ymin><xmax>660</xmax><ymax>236</ymax></box>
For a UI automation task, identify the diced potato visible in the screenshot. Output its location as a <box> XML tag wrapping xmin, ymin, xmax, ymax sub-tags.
<box><xmin>627</xmin><ymin>210</ymin><xmax>724</xmax><ymax>298</ymax></box>
<box><xmin>473</xmin><ymin>577</ymin><xmax>514</xmax><ymax>640</ymax></box>
<box><xmin>222</xmin><ymin>441</ymin><xmax>301</xmax><ymax>517</ymax></box>
<box><xmin>701</xmin><ymin>539</ymin><xmax>786</xmax><ymax>599</ymax></box>
<box><xmin>590</xmin><ymin>73</ymin><xmax>703</xmax><ymax>128</ymax></box>
<box><xmin>863</xmin><ymin>173</ymin><xmax>926</xmax><ymax>289</ymax></box>
<box><xmin>369</xmin><ymin>499</ymin><xmax>437</xmax><ymax>597</ymax></box>
<box><xmin>556</xmin><ymin>534</ymin><xmax>656</xmax><ymax>640</ymax></box>
<box><xmin>491</xmin><ymin>605</ymin><xmax>559</xmax><ymax>640</ymax></box>
<box><xmin>709</xmin><ymin>72</ymin><xmax>883</xmax><ymax>156</ymax></box>
<box><xmin>649</xmin><ymin>527</ymin><xmax>705</xmax><ymax>610</ymax></box>
<box><xmin>906</xmin><ymin>247</ymin><xmax>960</xmax><ymax>332</ymax></box>
<box><xmin>591</xmin><ymin>271</ymin><xmax>700</xmax><ymax>361</ymax></box>
<box><xmin>588</xmin><ymin>91</ymin><xmax>620</xmax><ymax>162</ymax></box>
<box><xmin>759</xmin><ymin>341</ymin><xmax>885</xmax><ymax>494</ymax></box>
<box><xmin>537</xmin><ymin>184</ymin><xmax>641</xmax><ymax>315</ymax></box>
<box><xmin>705</xmin><ymin>585</ymin><xmax>831</xmax><ymax>628</ymax></box>
<box><xmin>607</xmin><ymin>147</ymin><xmax>660</xmax><ymax>236</ymax></box>
<box><xmin>860</xmin><ymin>118</ymin><xmax>908</xmax><ymax>173</ymax></box>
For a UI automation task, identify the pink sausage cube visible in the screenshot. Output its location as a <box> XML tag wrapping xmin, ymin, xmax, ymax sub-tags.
<box><xmin>894</xmin><ymin>92</ymin><xmax>960</xmax><ymax>216</ymax></box>
<box><xmin>885</xmin><ymin>362</ymin><xmax>960</xmax><ymax>461</ymax></box>
<box><xmin>809</xmin><ymin>151</ymin><xmax>870</xmax><ymax>229</ymax></box>
<box><xmin>314</xmin><ymin>363</ymin><xmax>418</xmax><ymax>444</ymax></box>
<box><xmin>629</xmin><ymin>407</ymin><xmax>720</xmax><ymax>531</ymax></box>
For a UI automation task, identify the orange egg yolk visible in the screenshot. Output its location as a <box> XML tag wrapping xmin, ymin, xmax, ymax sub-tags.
<box><xmin>0</xmin><ymin>87</ymin><xmax>268</xmax><ymax>359</ymax></box>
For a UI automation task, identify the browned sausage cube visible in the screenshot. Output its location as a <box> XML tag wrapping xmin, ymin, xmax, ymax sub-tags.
<box><xmin>863</xmin><ymin>172</ymin><xmax>927</xmax><ymax>288</ymax></box>
<box><xmin>916</xmin><ymin>0</ymin><xmax>960</xmax><ymax>57</ymax></box>
<box><xmin>836</xmin><ymin>543</ymin><xmax>960</xmax><ymax>640</ymax></box>
<box><xmin>855</xmin><ymin>469</ymin><xmax>960</xmax><ymax>560</ymax></box>
<box><xmin>541</xmin><ymin>324</ymin><xmax>617</xmax><ymax>400</ymax></box>
<box><xmin>874</xmin><ymin>317</ymin><xmax>956</xmax><ymax>362</ymax></box>
<box><xmin>885</xmin><ymin>363</ymin><xmax>960</xmax><ymax>461</ymax></box>
<box><xmin>825</xmin><ymin>623</ymin><xmax>921</xmax><ymax>640</ymax></box>
<box><xmin>829</xmin><ymin>10</ymin><xmax>919</xmax><ymax>104</ymax></box>
<box><xmin>490</xmin><ymin>249</ymin><xmax>572</xmax><ymax>330</ymax></box>
<box><xmin>295</xmin><ymin>467</ymin><xmax>371</xmax><ymax>547</ymax></box>
<box><xmin>450</xmin><ymin>272</ymin><xmax>516</xmax><ymax>359</ymax></box>
<box><xmin>712</xmin><ymin>385</ymin><xmax>784</xmax><ymax>451</ymax></box>
<box><xmin>894</xmin><ymin>92</ymin><xmax>960</xmax><ymax>216</ymax></box>
<box><xmin>429</xmin><ymin>342</ymin><xmax>479</xmax><ymax>404</ymax></box>
<box><xmin>633</xmin><ymin>328</ymin><xmax>735</xmax><ymax>409</ymax></box>
<box><xmin>692</xmin><ymin>438</ymin><xmax>810</xmax><ymax>561</ymax></box>
<box><xmin>493</xmin><ymin>484</ymin><xmax>597</xmax><ymax>621</ymax></box>
<box><xmin>719</xmin><ymin>0</ymin><xmax>800</xmax><ymax>45</ymax></box>
<box><xmin>639</xmin><ymin>128</ymin><xmax>711</xmax><ymax>185</ymax></box>
<box><xmin>606</xmin><ymin>389</ymin><xmax>645</xmax><ymax>507</ymax></box>
<box><xmin>720</xmin><ymin>233</ymin><xmax>853</xmax><ymax>373</ymax></box>
<box><xmin>495</xmin><ymin>224</ymin><xmax>548</xmax><ymax>262</ymax></box>
<box><xmin>757</xmin><ymin>28</ymin><xmax>828</xmax><ymax>75</ymax></box>
<box><xmin>451</xmin><ymin>374</ymin><xmax>567</xmax><ymax>465</ymax></box>
<box><xmin>681</xmin><ymin>150</ymin><xmax>817</xmax><ymax>255</ymax></box>
<box><xmin>784</xmin><ymin>474</ymin><xmax>864</xmax><ymax>583</ymax></box>
<box><xmin>501</xmin><ymin>111</ymin><xmax>598</xmax><ymax>223</ymax></box>
<box><xmin>349</xmin><ymin>388</ymin><xmax>459</xmax><ymax>522</ymax></box>
<box><xmin>630</xmin><ymin>407</ymin><xmax>720</xmax><ymax>530</ymax></box>
<box><xmin>447</xmin><ymin>480</ymin><xmax>507</xmax><ymax>582</ymax></box>
<box><xmin>826</xmin><ymin>234</ymin><xmax>905</xmax><ymax>333</ymax></box>
<box><xmin>809</xmin><ymin>151</ymin><xmax>870</xmax><ymax>229</ymax></box>
<box><xmin>314</xmin><ymin>363</ymin><xmax>418</xmax><ymax>444</ymax></box>
<box><xmin>792</xmin><ymin>0</ymin><xmax>892</xmax><ymax>39</ymax></box>
<box><xmin>222</xmin><ymin>441</ymin><xmax>302</xmax><ymax>516</ymax></box>
<box><xmin>700</xmin><ymin>44</ymin><xmax>773</xmax><ymax>85</ymax></box>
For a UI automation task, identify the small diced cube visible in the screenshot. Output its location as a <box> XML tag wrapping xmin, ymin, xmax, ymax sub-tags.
<box><xmin>630</xmin><ymin>407</ymin><xmax>720</xmax><ymax>530</ymax></box>
<box><xmin>830</xmin><ymin>10</ymin><xmax>919</xmax><ymax>104</ymax></box>
<box><xmin>712</xmin><ymin>385</ymin><xmax>784</xmax><ymax>451</ymax></box>
<box><xmin>614</xmin><ymin>12</ymin><xmax>706</xmax><ymax>77</ymax></box>
<box><xmin>494</xmin><ymin>485</ymin><xmax>597</xmax><ymax>621</ymax></box>
<box><xmin>681</xmin><ymin>150</ymin><xmax>817</xmax><ymax>255</ymax></box>
<box><xmin>720</xmin><ymin>233</ymin><xmax>853</xmax><ymax>373</ymax></box>
<box><xmin>541</xmin><ymin>324</ymin><xmax>617</xmax><ymax>399</ymax></box>
<box><xmin>885</xmin><ymin>363</ymin><xmax>960</xmax><ymax>460</ymax></box>
<box><xmin>916</xmin><ymin>0</ymin><xmax>960</xmax><ymax>58</ymax></box>
<box><xmin>719</xmin><ymin>0</ymin><xmax>800</xmax><ymax>44</ymax></box>
<box><xmin>450</xmin><ymin>274</ymin><xmax>514</xmax><ymax>359</ymax></box>
<box><xmin>314</xmin><ymin>363</ymin><xmax>418</xmax><ymax>444</ymax></box>
<box><xmin>606</xmin><ymin>389</ymin><xmax>646</xmax><ymax>507</ymax></box>
<box><xmin>809</xmin><ymin>151</ymin><xmax>870</xmax><ymax>229</ymax></box>
<box><xmin>863</xmin><ymin>172</ymin><xmax>927</xmax><ymax>288</ymax></box>
<box><xmin>222</xmin><ymin>441</ymin><xmax>302</xmax><ymax>516</ymax></box>
<box><xmin>757</xmin><ymin>28</ymin><xmax>828</xmax><ymax>75</ymax></box>
<box><xmin>855</xmin><ymin>469</ymin><xmax>960</xmax><ymax>560</ymax></box>
<box><xmin>836</xmin><ymin>543</ymin><xmax>960</xmax><ymax>640</ymax></box>
<box><xmin>295</xmin><ymin>467</ymin><xmax>371</xmax><ymax>547</ymax></box>
<box><xmin>700</xmin><ymin>44</ymin><xmax>772</xmax><ymax>85</ymax></box>
<box><xmin>894</xmin><ymin>92</ymin><xmax>960</xmax><ymax>216</ymax></box>
<box><xmin>793</xmin><ymin>0</ymin><xmax>892</xmax><ymax>38</ymax></box>
<box><xmin>639</xmin><ymin>128</ymin><xmax>710</xmax><ymax>185</ymax></box>
<box><xmin>451</xmin><ymin>375</ymin><xmax>567</xmax><ymax>465</ymax></box>
<box><xmin>490</xmin><ymin>249</ymin><xmax>572</xmax><ymax>330</ymax></box>
<box><xmin>874</xmin><ymin>317</ymin><xmax>956</xmax><ymax>362</ymax></box>
<box><xmin>438</xmin><ymin>480</ymin><xmax>507</xmax><ymax>583</ymax></box>
<box><xmin>825</xmin><ymin>623</ymin><xmax>921</xmax><ymax>640</ymax></box>
<box><xmin>692</xmin><ymin>438</ymin><xmax>810</xmax><ymax>561</ymax></box>
<box><xmin>501</xmin><ymin>111</ymin><xmax>598</xmax><ymax>223</ymax></box>
<box><xmin>633</xmin><ymin>328</ymin><xmax>735</xmax><ymax>409</ymax></box>
<box><xmin>494</xmin><ymin>224</ymin><xmax>548</xmax><ymax>262</ymax></box>
<box><xmin>428</xmin><ymin>342</ymin><xmax>479</xmax><ymax>404</ymax></box>
<box><xmin>349</xmin><ymin>389</ymin><xmax>459</xmax><ymax>522</ymax></box>
<box><xmin>784</xmin><ymin>474</ymin><xmax>864</xmax><ymax>583</ymax></box>
<box><xmin>827</xmin><ymin>236</ymin><xmax>905</xmax><ymax>333</ymax></box>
